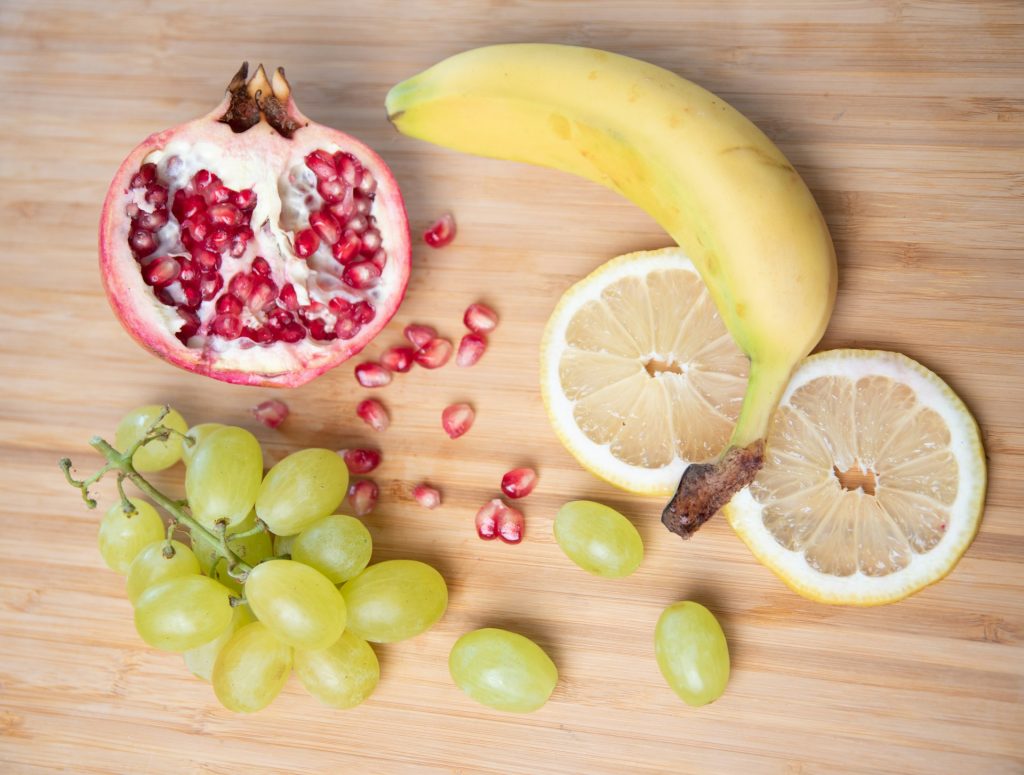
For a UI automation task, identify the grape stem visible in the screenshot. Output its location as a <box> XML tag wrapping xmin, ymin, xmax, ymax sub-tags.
<box><xmin>58</xmin><ymin>406</ymin><xmax>253</xmax><ymax>581</ymax></box>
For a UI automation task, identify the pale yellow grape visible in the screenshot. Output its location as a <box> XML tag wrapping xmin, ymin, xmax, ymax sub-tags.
<box><xmin>244</xmin><ymin>559</ymin><xmax>347</xmax><ymax>650</ymax></box>
<box><xmin>554</xmin><ymin>501</ymin><xmax>643</xmax><ymax>578</ymax></box>
<box><xmin>184</xmin><ymin>604</ymin><xmax>255</xmax><ymax>682</ymax></box>
<box><xmin>125</xmin><ymin>540</ymin><xmax>199</xmax><ymax>603</ymax></box>
<box><xmin>449</xmin><ymin>628</ymin><xmax>558</xmax><ymax>713</ymax></box>
<box><xmin>294</xmin><ymin>631</ymin><xmax>380</xmax><ymax>709</ymax></box>
<box><xmin>255</xmin><ymin>449</ymin><xmax>349</xmax><ymax>536</ymax></box>
<box><xmin>186</xmin><ymin>426</ymin><xmax>263</xmax><ymax>531</ymax></box>
<box><xmin>181</xmin><ymin>422</ymin><xmax>224</xmax><ymax>466</ymax></box>
<box><xmin>97</xmin><ymin>498</ymin><xmax>165</xmax><ymax>574</ymax></box>
<box><xmin>213</xmin><ymin>621</ymin><xmax>292</xmax><ymax>713</ymax></box>
<box><xmin>292</xmin><ymin>515</ymin><xmax>372</xmax><ymax>583</ymax></box>
<box><xmin>134</xmin><ymin>575</ymin><xmax>234</xmax><ymax>652</ymax></box>
<box><xmin>654</xmin><ymin>601</ymin><xmax>730</xmax><ymax>706</ymax></box>
<box><xmin>340</xmin><ymin>560</ymin><xmax>447</xmax><ymax>643</ymax></box>
<box><xmin>194</xmin><ymin>512</ymin><xmax>274</xmax><ymax>594</ymax></box>
<box><xmin>115</xmin><ymin>405</ymin><xmax>188</xmax><ymax>472</ymax></box>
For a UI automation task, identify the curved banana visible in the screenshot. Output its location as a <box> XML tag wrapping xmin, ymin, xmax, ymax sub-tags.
<box><xmin>386</xmin><ymin>44</ymin><xmax>837</xmax><ymax>538</ymax></box>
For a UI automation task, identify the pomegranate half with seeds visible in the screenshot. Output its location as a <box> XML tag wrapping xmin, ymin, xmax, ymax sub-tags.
<box><xmin>99</xmin><ymin>63</ymin><xmax>411</xmax><ymax>386</ymax></box>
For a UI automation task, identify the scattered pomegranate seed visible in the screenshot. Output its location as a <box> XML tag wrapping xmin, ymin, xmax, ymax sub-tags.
<box><xmin>415</xmin><ymin>338</ymin><xmax>453</xmax><ymax>369</ymax></box>
<box><xmin>356</xmin><ymin>399</ymin><xmax>390</xmax><ymax>432</ymax></box>
<box><xmin>475</xmin><ymin>499</ymin><xmax>502</xmax><ymax>540</ymax></box>
<box><xmin>293</xmin><ymin>228</ymin><xmax>321</xmax><ymax>258</ymax></box>
<box><xmin>348</xmin><ymin>479</ymin><xmax>378</xmax><ymax>517</ymax></box>
<box><xmin>464</xmin><ymin>302</ymin><xmax>498</xmax><ymax>334</ymax></box>
<box><xmin>441</xmin><ymin>403</ymin><xmax>475</xmax><ymax>439</ymax></box>
<box><xmin>355</xmin><ymin>362</ymin><xmax>392</xmax><ymax>388</ymax></box>
<box><xmin>380</xmin><ymin>346</ymin><xmax>415</xmax><ymax>373</ymax></box>
<box><xmin>404</xmin><ymin>323</ymin><xmax>437</xmax><ymax>349</ymax></box>
<box><xmin>456</xmin><ymin>333</ymin><xmax>488</xmax><ymax>367</ymax></box>
<box><xmin>341</xmin><ymin>448</ymin><xmax>381</xmax><ymax>474</ymax></box>
<box><xmin>501</xmin><ymin>468</ymin><xmax>538</xmax><ymax>499</ymax></box>
<box><xmin>423</xmin><ymin>212</ymin><xmax>456</xmax><ymax>248</ymax></box>
<box><xmin>252</xmin><ymin>399</ymin><xmax>290</xmax><ymax>429</ymax></box>
<box><xmin>413</xmin><ymin>484</ymin><xmax>441</xmax><ymax>510</ymax></box>
<box><xmin>496</xmin><ymin>502</ymin><xmax>525</xmax><ymax>544</ymax></box>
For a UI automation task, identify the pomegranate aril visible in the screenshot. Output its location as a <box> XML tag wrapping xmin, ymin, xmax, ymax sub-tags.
<box><xmin>341</xmin><ymin>448</ymin><xmax>381</xmax><ymax>475</ymax></box>
<box><xmin>248</xmin><ymin>279</ymin><xmax>277</xmax><ymax>311</ymax></box>
<box><xmin>355</xmin><ymin>362</ymin><xmax>392</xmax><ymax>388</ymax></box>
<box><xmin>234</xmin><ymin>188</ymin><xmax>257</xmax><ymax>210</ymax></box>
<box><xmin>358</xmin><ymin>173</ymin><xmax>377</xmax><ymax>196</ymax></box>
<box><xmin>331</xmin><ymin>231</ymin><xmax>362</xmax><ymax>263</ymax></box>
<box><xmin>353</xmin><ymin>190</ymin><xmax>373</xmax><ymax>216</ymax></box>
<box><xmin>305</xmin><ymin>149</ymin><xmax>338</xmax><ymax>181</ymax></box>
<box><xmin>346</xmin><ymin>214</ymin><xmax>368</xmax><ymax>234</ymax></box>
<box><xmin>251</xmin><ymin>256</ymin><xmax>272</xmax><ymax>277</ymax></box>
<box><xmin>496</xmin><ymin>502</ymin><xmax>525</xmax><ymax>544</ymax></box>
<box><xmin>212</xmin><ymin>314</ymin><xmax>242</xmax><ymax>339</ymax></box>
<box><xmin>129</xmin><ymin>228</ymin><xmax>156</xmax><ymax>257</ymax></box>
<box><xmin>252</xmin><ymin>399</ymin><xmax>290</xmax><ymax>429</ymax></box>
<box><xmin>229</xmin><ymin>227</ymin><xmax>254</xmax><ymax>258</ymax></box>
<box><xmin>280</xmin><ymin>323</ymin><xmax>305</xmax><ymax>343</ymax></box>
<box><xmin>347</xmin><ymin>479</ymin><xmax>378</xmax><ymax>517</ymax></box>
<box><xmin>176</xmin><ymin>308</ymin><xmax>200</xmax><ymax>343</ymax></box>
<box><xmin>343</xmin><ymin>261</ymin><xmax>381</xmax><ymax>290</ymax></box>
<box><xmin>155</xmin><ymin>288</ymin><xmax>175</xmax><ymax>307</ymax></box>
<box><xmin>368</xmin><ymin>249</ymin><xmax>388</xmax><ymax>271</ymax></box>
<box><xmin>294</xmin><ymin>228</ymin><xmax>320</xmax><ymax>258</ymax></box>
<box><xmin>216</xmin><ymin>294</ymin><xmax>243</xmax><ymax>315</ymax></box>
<box><xmin>192</xmin><ymin>169</ymin><xmax>218</xmax><ymax>193</ymax></box>
<box><xmin>142</xmin><ymin>256</ymin><xmax>179</xmax><ymax>287</ymax></box>
<box><xmin>206</xmin><ymin>184</ymin><xmax>231</xmax><ymax>205</ymax></box>
<box><xmin>279</xmin><ymin>283</ymin><xmax>299</xmax><ymax>310</ymax></box>
<box><xmin>380</xmin><ymin>346</ymin><xmax>414</xmax><ymax>373</ymax></box>
<box><xmin>186</xmin><ymin>218</ymin><xmax>208</xmax><ymax>243</ymax></box>
<box><xmin>404</xmin><ymin>324</ymin><xmax>437</xmax><ymax>349</ymax></box>
<box><xmin>308</xmin><ymin>318</ymin><xmax>336</xmax><ymax>341</ymax></box>
<box><xmin>501</xmin><ymin>468</ymin><xmax>538</xmax><ymax>500</ymax></box>
<box><xmin>173</xmin><ymin>192</ymin><xmax>205</xmax><ymax>222</ymax></box>
<box><xmin>413</xmin><ymin>484</ymin><xmax>441</xmax><ymax>510</ymax></box>
<box><xmin>334</xmin><ymin>317</ymin><xmax>361</xmax><ymax>340</ymax></box>
<box><xmin>178</xmin><ymin>258</ymin><xmax>198</xmax><ymax>284</ymax></box>
<box><xmin>136</xmin><ymin>208</ymin><xmax>168</xmax><ymax>231</ymax></box>
<box><xmin>267</xmin><ymin>307</ymin><xmax>292</xmax><ymax>330</ymax></box>
<box><xmin>464</xmin><ymin>302</ymin><xmax>498</xmax><ymax>333</ymax></box>
<box><xmin>228</xmin><ymin>272</ymin><xmax>253</xmax><ymax>299</ymax></box>
<box><xmin>208</xmin><ymin>203</ymin><xmax>240</xmax><ymax>227</ymax></box>
<box><xmin>181</xmin><ymin>283</ymin><xmax>202</xmax><ymax>309</ymax></box>
<box><xmin>415</xmin><ymin>338</ymin><xmax>454</xmax><ymax>369</ymax></box>
<box><xmin>475</xmin><ymin>500</ymin><xmax>502</xmax><ymax>540</ymax></box>
<box><xmin>244</xmin><ymin>325</ymin><xmax>273</xmax><ymax>344</ymax></box>
<box><xmin>424</xmin><ymin>212</ymin><xmax>456</xmax><ymax>248</ymax></box>
<box><xmin>130</xmin><ymin>163</ymin><xmax>157</xmax><ymax>188</ymax></box>
<box><xmin>310</xmin><ymin>209</ymin><xmax>341</xmax><ymax>244</ymax></box>
<box><xmin>194</xmin><ymin>248</ymin><xmax>220</xmax><ymax>271</ymax></box>
<box><xmin>456</xmin><ymin>333</ymin><xmax>487</xmax><ymax>367</ymax></box>
<box><xmin>335</xmin><ymin>152</ymin><xmax>362</xmax><ymax>186</ymax></box>
<box><xmin>327</xmin><ymin>188</ymin><xmax>356</xmax><ymax>222</ymax></box>
<box><xmin>317</xmin><ymin>177</ymin><xmax>348</xmax><ymax>204</ymax></box>
<box><xmin>205</xmin><ymin>229</ymin><xmax>230</xmax><ymax>253</ymax></box>
<box><xmin>359</xmin><ymin>229</ymin><xmax>381</xmax><ymax>255</ymax></box>
<box><xmin>351</xmin><ymin>301</ymin><xmax>375</xmax><ymax>324</ymax></box>
<box><xmin>145</xmin><ymin>184</ymin><xmax>168</xmax><ymax>207</ymax></box>
<box><xmin>200</xmin><ymin>272</ymin><xmax>224</xmax><ymax>301</ymax></box>
<box><xmin>441</xmin><ymin>403</ymin><xmax>474</xmax><ymax>439</ymax></box>
<box><xmin>356</xmin><ymin>398</ymin><xmax>390</xmax><ymax>432</ymax></box>
<box><xmin>328</xmin><ymin>297</ymin><xmax>351</xmax><ymax>315</ymax></box>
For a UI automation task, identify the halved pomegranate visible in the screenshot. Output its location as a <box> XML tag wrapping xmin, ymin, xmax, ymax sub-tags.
<box><xmin>99</xmin><ymin>64</ymin><xmax>411</xmax><ymax>386</ymax></box>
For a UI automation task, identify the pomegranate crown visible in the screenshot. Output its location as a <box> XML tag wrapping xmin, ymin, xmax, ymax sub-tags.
<box><xmin>220</xmin><ymin>62</ymin><xmax>305</xmax><ymax>138</ymax></box>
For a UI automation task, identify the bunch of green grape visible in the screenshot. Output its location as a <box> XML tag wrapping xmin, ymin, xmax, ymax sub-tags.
<box><xmin>96</xmin><ymin>405</ymin><xmax>449</xmax><ymax>713</ymax></box>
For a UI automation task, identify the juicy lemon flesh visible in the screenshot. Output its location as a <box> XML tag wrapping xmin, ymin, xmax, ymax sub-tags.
<box><xmin>751</xmin><ymin>374</ymin><xmax>959</xmax><ymax>578</ymax></box>
<box><xmin>559</xmin><ymin>268</ymin><xmax>749</xmax><ymax>469</ymax></box>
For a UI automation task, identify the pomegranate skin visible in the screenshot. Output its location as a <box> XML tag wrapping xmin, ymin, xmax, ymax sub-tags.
<box><xmin>99</xmin><ymin>65</ymin><xmax>411</xmax><ymax>387</ymax></box>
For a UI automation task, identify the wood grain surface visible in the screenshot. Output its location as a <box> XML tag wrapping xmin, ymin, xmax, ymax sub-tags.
<box><xmin>1</xmin><ymin>1</ymin><xmax>1022</xmax><ymax>773</ymax></box>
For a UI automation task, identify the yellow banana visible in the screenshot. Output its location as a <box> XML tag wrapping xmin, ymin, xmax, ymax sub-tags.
<box><xmin>386</xmin><ymin>44</ymin><xmax>837</xmax><ymax>538</ymax></box>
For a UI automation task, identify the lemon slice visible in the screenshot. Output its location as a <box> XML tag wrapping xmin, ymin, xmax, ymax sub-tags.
<box><xmin>540</xmin><ymin>248</ymin><xmax>749</xmax><ymax>495</ymax></box>
<box><xmin>725</xmin><ymin>349</ymin><xmax>986</xmax><ymax>605</ymax></box>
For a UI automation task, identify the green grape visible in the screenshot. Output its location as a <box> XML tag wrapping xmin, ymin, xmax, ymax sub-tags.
<box><xmin>273</xmin><ymin>532</ymin><xmax>296</xmax><ymax>558</ymax></box>
<box><xmin>181</xmin><ymin>422</ymin><xmax>224</xmax><ymax>466</ymax></box>
<box><xmin>186</xmin><ymin>426</ymin><xmax>263</xmax><ymax>531</ymax></box>
<box><xmin>97</xmin><ymin>498</ymin><xmax>165</xmax><ymax>574</ymax></box>
<box><xmin>126</xmin><ymin>539</ymin><xmax>199</xmax><ymax>603</ymax></box>
<box><xmin>655</xmin><ymin>601</ymin><xmax>730</xmax><ymax>707</ymax></box>
<box><xmin>213</xmin><ymin>621</ymin><xmax>292</xmax><ymax>713</ymax></box>
<box><xmin>134</xmin><ymin>575</ymin><xmax>234</xmax><ymax>652</ymax></box>
<box><xmin>340</xmin><ymin>560</ymin><xmax>447</xmax><ymax>643</ymax></box>
<box><xmin>292</xmin><ymin>515</ymin><xmax>372</xmax><ymax>583</ymax></box>
<box><xmin>184</xmin><ymin>603</ymin><xmax>255</xmax><ymax>682</ymax></box>
<box><xmin>255</xmin><ymin>449</ymin><xmax>348</xmax><ymax>536</ymax></box>
<box><xmin>194</xmin><ymin>512</ymin><xmax>274</xmax><ymax>594</ymax></box>
<box><xmin>294</xmin><ymin>631</ymin><xmax>379</xmax><ymax>709</ymax></box>
<box><xmin>244</xmin><ymin>559</ymin><xmax>346</xmax><ymax>650</ymax></box>
<box><xmin>449</xmin><ymin>628</ymin><xmax>558</xmax><ymax>713</ymax></box>
<box><xmin>553</xmin><ymin>500</ymin><xmax>643</xmax><ymax>578</ymax></box>
<box><xmin>115</xmin><ymin>404</ymin><xmax>188</xmax><ymax>472</ymax></box>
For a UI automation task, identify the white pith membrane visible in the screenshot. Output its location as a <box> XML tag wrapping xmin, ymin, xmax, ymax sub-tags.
<box><xmin>725</xmin><ymin>350</ymin><xmax>986</xmax><ymax>604</ymax></box>
<box><xmin>541</xmin><ymin>248</ymin><xmax>749</xmax><ymax>495</ymax></box>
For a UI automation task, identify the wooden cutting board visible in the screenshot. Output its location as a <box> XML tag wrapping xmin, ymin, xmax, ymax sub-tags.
<box><xmin>1</xmin><ymin>2</ymin><xmax>1021</xmax><ymax>773</ymax></box>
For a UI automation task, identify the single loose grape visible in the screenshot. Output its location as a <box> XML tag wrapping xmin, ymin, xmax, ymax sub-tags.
<box><xmin>255</xmin><ymin>449</ymin><xmax>348</xmax><ymax>536</ymax></box>
<box><xmin>115</xmin><ymin>405</ymin><xmax>188</xmax><ymax>472</ymax></box>
<box><xmin>134</xmin><ymin>575</ymin><xmax>234</xmax><ymax>652</ymax></box>
<box><xmin>554</xmin><ymin>500</ymin><xmax>643</xmax><ymax>578</ymax></box>
<box><xmin>294</xmin><ymin>631</ymin><xmax>379</xmax><ymax>709</ymax></box>
<box><xmin>97</xmin><ymin>498</ymin><xmax>165</xmax><ymax>574</ymax></box>
<box><xmin>125</xmin><ymin>539</ymin><xmax>199</xmax><ymax>603</ymax></box>
<box><xmin>181</xmin><ymin>422</ymin><xmax>224</xmax><ymax>467</ymax></box>
<box><xmin>213</xmin><ymin>621</ymin><xmax>292</xmax><ymax>713</ymax></box>
<box><xmin>449</xmin><ymin>628</ymin><xmax>558</xmax><ymax>713</ymax></box>
<box><xmin>244</xmin><ymin>559</ymin><xmax>347</xmax><ymax>650</ymax></box>
<box><xmin>340</xmin><ymin>560</ymin><xmax>447</xmax><ymax>643</ymax></box>
<box><xmin>655</xmin><ymin>601</ymin><xmax>730</xmax><ymax>706</ymax></box>
<box><xmin>186</xmin><ymin>426</ymin><xmax>263</xmax><ymax>531</ymax></box>
<box><xmin>184</xmin><ymin>604</ymin><xmax>255</xmax><ymax>682</ymax></box>
<box><xmin>194</xmin><ymin>512</ymin><xmax>274</xmax><ymax>594</ymax></box>
<box><xmin>292</xmin><ymin>515</ymin><xmax>372</xmax><ymax>584</ymax></box>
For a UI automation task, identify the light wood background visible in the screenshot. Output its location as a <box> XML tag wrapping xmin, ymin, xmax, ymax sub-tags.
<box><xmin>1</xmin><ymin>1</ymin><xmax>1021</xmax><ymax>773</ymax></box>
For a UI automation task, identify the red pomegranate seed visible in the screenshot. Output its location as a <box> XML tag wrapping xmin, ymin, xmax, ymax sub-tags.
<box><xmin>351</xmin><ymin>301</ymin><xmax>375</xmax><ymax>324</ymax></box>
<box><xmin>200</xmin><ymin>272</ymin><xmax>224</xmax><ymax>300</ymax></box>
<box><xmin>279</xmin><ymin>283</ymin><xmax>299</xmax><ymax>310</ymax></box>
<box><xmin>252</xmin><ymin>399</ymin><xmax>290</xmax><ymax>429</ymax></box>
<box><xmin>456</xmin><ymin>333</ymin><xmax>487</xmax><ymax>367</ymax></box>
<box><xmin>356</xmin><ymin>399</ymin><xmax>389</xmax><ymax>432</ymax></box>
<box><xmin>305</xmin><ymin>149</ymin><xmax>338</xmax><ymax>181</ymax></box>
<box><xmin>334</xmin><ymin>317</ymin><xmax>360</xmax><ymax>340</ymax></box>
<box><xmin>317</xmin><ymin>177</ymin><xmax>347</xmax><ymax>204</ymax></box>
<box><xmin>192</xmin><ymin>169</ymin><xmax>216</xmax><ymax>192</ymax></box>
<box><xmin>267</xmin><ymin>307</ymin><xmax>292</xmax><ymax>330</ymax></box>
<box><xmin>441</xmin><ymin>403</ymin><xmax>474</xmax><ymax>439</ymax></box>
<box><xmin>177</xmin><ymin>308</ymin><xmax>200</xmax><ymax>343</ymax></box>
<box><xmin>341</xmin><ymin>448</ymin><xmax>381</xmax><ymax>474</ymax></box>
<box><xmin>207</xmin><ymin>203</ymin><xmax>240</xmax><ymax>227</ymax></box>
<box><xmin>343</xmin><ymin>261</ymin><xmax>381</xmax><ymax>290</ymax></box>
<box><xmin>206</xmin><ymin>185</ymin><xmax>231</xmax><ymax>205</ymax></box>
<box><xmin>380</xmin><ymin>346</ymin><xmax>414</xmax><ymax>373</ymax></box>
<box><xmin>129</xmin><ymin>228</ymin><xmax>157</xmax><ymax>257</ymax></box>
<box><xmin>404</xmin><ymin>324</ymin><xmax>436</xmax><ymax>349</ymax></box>
<box><xmin>496</xmin><ymin>502</ymin><xmax>525</xmax><ymax>544</ymax></box>
<box><xmin>248</xmin><ymin>278</ymin><xmax>277</xmax><ymax>311</ymax></box>
<box><xmin>353</xmin><ymin>190</ymin><xmax>373</xmax><ymax>216</ymax></box>
<box><xmin>346</xmin><ymin>214</ymin><xmax>368</xmax><ymax>234</ymax></box>
<box><xmin>335</xmin><ymin>152</ymin><xmax>363</xmax><ymax>186</ymax></box>
<box><xmin>358</xmin><ymin>173</ymin><xmax>377</xmax><ymax>196</ymax></box>
<box><xmin>368</xmin><ymin>249</ymin><xmax>388</xmax><ymax>271</ymax></box>
<box><xmin>281</xmin><ymin>323</ymin><xmax>305</xmax><ymax>343</ymax></box>
<box><xmin>205</xmin><ymin>229</ymin><xmax>230</xmax><ymax>254</ymax></box>
<box><xmin>423</xmin><ymin>212</ymin><xmax>456</xmax><ymax>248</ymax></box>
<box><xmin>308</xmin><ymin>318</ymin><xmax>336</xmax><ymax>341</ymax></box>
<box><xmin>327</xmin><ymin>188</ymin><xmax>356</xmax><ymax>222</ymax></box>
<box><xmin>310</xmin><ymin>209</ymin><xmax>341</xmax><ymax>244</ymax></box>
<box><xmin>464</xmin><ymin>302</ymin><xmax>498</xmax><ymax>333</ymax></box>
<box><xmin>248</xmin><ymin>256</ymin><xmax>270</xmax><ymax>276</ymax></box>
<box><xmin>415</xmin><ymin>338</ymin><xmax>453</xmax><ymax>369</ymax></box>
<box><xmin>136</xmin><ymin>208</ymin><xmax>168</xmax><ymax>231</ymax></box>
<box><xmin>501</xmin><ymin>468</ymin><xmax>538</xmax><ymax>499</ymax></box>
<box><xmin>359</xmin><ymin>229</ymin><xmax>382</xmax><ymax>255</ymax></box>
<box><xmin>130</xmin><ymin>163</ymin><xmax>157</xmax><ymax>189</ymax></box>
<box><xmin>294</xmin><ymin>229</ymin><xmax>320</xmax><ymax>258</ymax></box>
<box><xmin>178</xmin><ymin>257</ymin><xmax>198</xmax><ymax>284</ymax></box>
<box><xmin>186</xmin><ymin>218</ymin><xmax>208</xmax><ymax>243</ymax></box>
<box><xmin>142</xmin><ymin>256</ymin><xmax>179</xmax><ymax>287</ymax></box>
<box><xmin>234</xmin><ymin>188</ymin><xmax>257</xmax><ymax>210</ymax></box>
<box><xmin>331</xmin><ymin>231</ymin><xmax>362</xmax><ymax>263</ymax></box>
<box><xmin>348</xmin><ymin>479</ymin><xmax>378</xmax><ymax>517</ymax></box>
<box><xmin>194</xmin><ymin>248</ymin><xmax>220</xmax><ymax>271</ymax></box>
<box><xmin>328</xmin><ymin>297</ymin><xmax>351</xmax><ymax>316</ymax></box>
<box><xmin>181</xmin><ymin>283</ymin><xmax>202</xmax><ymax>309</ymax></box>
<box><xmin>212</xmin><ymin>314</ymin><xmax>242</xmax><ymax>339</ymax></box>
<box><xmin>413</xmin><ymin>484</ymin><xmax>441</xmax><ymax>510</ymax></box>
<box><xmin>216</xmin><ymin>294</ymin><xmax>243</xmax><ymax>315</ymax></box>
<box><xmin>475</xmin><ymin>499</ymin><xmax>501</xmax><ymax>540</ymax></box>
<box><xmin>146</xmin><ymin>184</ymin><xmax>168</xmax><ymax>206</ymax></box>
<box><xmin>355</xmin><ymin>362</ymin><xmax>392</xmax><ymax>388</ymax></box>
<box><xmin>229</xmin><ymin>228</ymin><xmax>253</xmax><ymax>258</ymax></box>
